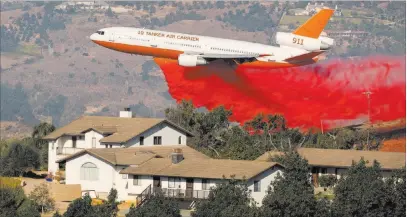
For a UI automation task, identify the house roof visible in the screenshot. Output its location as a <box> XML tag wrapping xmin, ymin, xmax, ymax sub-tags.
<box><xmin>256</xmin><ymin>148</ymin><xmax>406</xmax><ymax>170</ymax></box>
<box><xmin>44</xmin><ymin>116</ymin><xmax>194</xmax><ymax>143</ymax></box>
<box><xmin>120</xmin><ymin>158</ymin><xmax>282</xmax><ymax>180</ymax></box>
<box><xmin>56</xmin><ymin>145</ymin><xmax>209</xmax><ymax>165</ymax></box>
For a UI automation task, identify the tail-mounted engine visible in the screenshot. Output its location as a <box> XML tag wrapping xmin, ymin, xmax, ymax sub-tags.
<box><xmin>276</xmin><ymin>32</ymin><xmax>334</xmax><ymax>51</ymax></box>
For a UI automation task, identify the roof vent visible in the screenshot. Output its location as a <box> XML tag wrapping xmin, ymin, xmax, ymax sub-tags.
<box><xmin>120</xmin><ymin>107</ymin><xmax>132</xmax><ymax>118</ymax></box>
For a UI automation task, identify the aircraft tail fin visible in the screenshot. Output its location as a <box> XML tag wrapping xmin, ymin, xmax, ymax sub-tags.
<box><xmin>292</xmin><ymin>9</ymin><xmax>334</xmax><ymax>39</ymax></box>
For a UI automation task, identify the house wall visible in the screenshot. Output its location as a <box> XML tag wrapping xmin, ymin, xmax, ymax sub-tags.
<box><xmin>65</xmin><ymin>154</ymin><xmax>116</xmax><ymax>196</ymax></box>
<box><xmin>124</xmin><ymin>174</ymin><xmax>154</xmax><ymax>200</ymax></box>
<box><xmin>84</xmin><ymin>130</ymin><xmax>104</xmax><ymax>149</ymax></box>
<box><xmin>247</xmin><ymin>166</ymin><xmax>283</xmax><ymax>206</ymax></box>
<box><xmin>48</xmin><ymin>139</ymin><xmax>58</xmax><ymax>174</ymax></box>
<box><xmin>124</xmin><ymin>123</ymin><xmax>187</xmax><ymax>147</ymax></box>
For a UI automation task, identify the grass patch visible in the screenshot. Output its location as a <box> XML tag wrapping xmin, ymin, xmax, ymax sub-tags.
<box><xmin>0</xmin><ymin>177</ymin><xmax>21</xmax><ymax>188</ymax></box>
<box><xmin>280</xmin><ymin>15</ymin><xmax>310</xmax><ymax>25</ymax></box>
<box><xmin>315</xmin><ymin>191</ymin><xmax>335</xmax><ymax>200</ymax></box>
<box><xmin>15</xmin><ymin>44</ymin><xmax>42</xmax><ymax>56</ymax></box>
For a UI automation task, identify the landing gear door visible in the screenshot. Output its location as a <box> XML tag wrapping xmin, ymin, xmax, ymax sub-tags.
<box><xmin>109</xmin><ymin>32</ymin><xmax>115</xmax><ymax>42</ymax></box>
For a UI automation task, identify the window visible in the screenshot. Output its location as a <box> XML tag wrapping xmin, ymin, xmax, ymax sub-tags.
<box><xmin>140</xmin><ymin>136</ymin><xmax>144</xmax><ymax>146</ymax></box>
<box><xmin>109</xmin><ymin>144</ymin><xmax>112</xmax><ymax>148</ymax></box>
<box><xmin>122</xmin><ymin>174</ymin><xmax>127</xmax><ymax>179</ymax></box>
<box><xmin>321</xmin><ymin>168</ymin><xmax>327</xmax><ymax>174</ymax></box>
<box><xmin>168</xmin><ymin>177</ymin><xmax>176</xmax><ymax>188</ymax></box>
<box><xmin>80</xmin><ymin>162</ymin><xmax>98</xmax><ymax>181</ymax></box>
<box><xmin>92</xmin><ymin>137</ymin><xmax>96</xmax><ymax>148</ymax></box>
<box><xmin>178</xmin><ymin>136</ymin><xmax>182</xmax><ymax>145</ymax></box>
<box><xmin>78</xmin><ymin>136</ymin><xmax>84</xmax><ymax>140</ymax></box>
<box><xmin>153</xmin><ymin>136</ymin><xmax>162</xmax><ymax>145</ymax></box>
<box><xmin>72</xmin><ymin>136</ymin><xmax>77</xmax><ymax>148</ymax></box>
<box><xmin>133</xmin><ymin>175</ymin><xmax>140</xmax><ymax>185</ymax></box>
<box><xmin>105</xmin><ymin>144</ymin><xmax>108</xmax><ymax>148</ymax></box>
<box><xmin>254</xmin><ymin>180</ymin><xmax>260</xmax><ymax>192</ymax></box>
<box><xmin>202</xmin><ymin>179</ymin><xmax>210</xmax><ymax>190</ymax></box>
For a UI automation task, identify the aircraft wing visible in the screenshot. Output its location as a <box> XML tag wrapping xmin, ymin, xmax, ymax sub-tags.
<box><xmin>184</xmin><ymin>52</ymin><xmax>270</xmax><ymax>59</ymax></box>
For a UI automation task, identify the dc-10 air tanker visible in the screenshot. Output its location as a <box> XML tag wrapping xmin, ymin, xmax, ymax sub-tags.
<box><xmin>90</xmin><ymin>9</ymin><xmax>335</xmax><ymax>68</ymax></box>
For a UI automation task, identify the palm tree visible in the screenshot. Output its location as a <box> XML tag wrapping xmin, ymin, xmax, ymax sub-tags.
<box><xmin>32</xmin><ymin>122</ymin><xmax>55</xmax><ymax>150</ymax></box>
<box><xmin>32</xmin><ymin>122</ymin><xmax>55</xmax><ymax>139</ymax></box>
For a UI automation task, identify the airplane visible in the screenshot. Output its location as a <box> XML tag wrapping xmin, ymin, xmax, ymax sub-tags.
<box><xmin>90</xmin><ymin>9</ymin><xmax>335</xmax><ymax>68</ymax></box>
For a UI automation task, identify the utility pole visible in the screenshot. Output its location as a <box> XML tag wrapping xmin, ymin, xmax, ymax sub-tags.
<box><xmin>362</xmin><ymin>91</ymin><xmax>373</xmax><ymax>149</ymax></box>
<box><xmin>362</xmin><ymin>91</ymin><xmax>373</xmax><ymax>124</ymax></box>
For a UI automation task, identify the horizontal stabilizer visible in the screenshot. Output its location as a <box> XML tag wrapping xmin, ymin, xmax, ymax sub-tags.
<box><xmin>284</xmin><ymin>51</ymin><xmax>324</xmax><ymax>63</ymax></box>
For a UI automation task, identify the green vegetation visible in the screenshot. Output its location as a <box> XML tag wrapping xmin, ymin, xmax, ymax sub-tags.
<box><xmin>318</xmin><ymin>174</ymin><xmax>337</xmax><ymax>188</ymax></box>
<box><xmin>263</xmin><ymin>151</ymin><xmax>326</xmax><ymax>217</ymax></box>
<box><xmin>56</xmin><ymin>188</ymin><xmax>119</xmax><ymax>217</ymax></box>
<box><xmin>28</xmin><ymin>182</ymin><xmax>56</xmax><ymax>213</ymax></box>
<box><xmin>0</xmin><ymin>185</ymin><xmax>40</xmax><ymax>217</ymax></box>
<box><xmin>0</xmin><ymin>83</ymin><xmax>38</xmax><ymax>125</ymax></box>
<box><xmin>0</xmin><ymin>122</ymin><xmax>55</xmax><ymax>173</ymax></box>
<box><xmin>0</xmin><ymin>143</ymin><xmax>40</xmax><ymax>177</ymax></box>
<box><xmin>332</xmin><ymin>160</ymin><xmax>405</xmax><ymax>216</ymax></box>
<box><xmin>217</xmin><ymin>3</ymin><xmax>280</xmax><ymax>32</ymax></box>
<box><xmin>126</xmin><ymin>192</ymin><xmax>181</xmax><ymax>217</ymax></box>
<box><xmin>165</xmin><ymin>100</ymin><xmax>384</xmax><ymax>160</ymax></box>
<box><xmin>139</xmin><ymin>11</ymin><xmax>206</xmax><ymax>28</ymax></box>
<box><xmin>192</xmin><ymin>179</ymin><xmax>259</xmax><ymax>217</ymax></box>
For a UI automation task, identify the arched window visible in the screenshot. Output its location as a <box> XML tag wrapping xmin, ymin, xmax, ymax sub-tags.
<box><xmin>178</xmin><ymin>136</ymin><xmax>182</xmax><ymax>145</ymax></box>
<box><xmin>80</xmin><ymin>162</ymin><xmax>98</xmax><ymax>181</ymax></box>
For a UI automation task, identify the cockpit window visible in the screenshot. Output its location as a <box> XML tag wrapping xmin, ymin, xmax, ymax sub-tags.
<box><xmin>96</xmin><ymin>31</ymin><xmax>104</xmax><ymax>35</ymax></box>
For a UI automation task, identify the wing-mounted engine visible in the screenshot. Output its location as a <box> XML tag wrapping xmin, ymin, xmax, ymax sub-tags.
<box><xmin>178</xmin><ymin>54</ymin><xmax>208</xmax><ymax>67</ymax></box>
<box><xmin>276</xmin><ymin>32</ymin><xmax>334</xmax><ymax>51</ymax></box>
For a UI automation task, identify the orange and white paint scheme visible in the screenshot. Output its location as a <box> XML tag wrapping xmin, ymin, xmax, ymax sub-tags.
<box><xmin>90</xmin><ymin>9</ymin><xmax>335</xmax><ymax>68</ymax></box>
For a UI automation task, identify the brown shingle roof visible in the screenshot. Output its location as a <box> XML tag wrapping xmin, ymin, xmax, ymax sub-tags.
<box><xmin>256</xmin><ymin>148</ymin><xmax>406</xmax><ymax>170</ymax></box>
<box><xmin>56</xmin><ymin>145</ymin><xmax>209</xmax><ymax>165</ymax></box>
<box><xmin>120</xmin><ymin>158</ymin><xmax>282</xmax><ymax>180</ymax></box>
<box><xmin>44</xmin><ymin>116</ymin><xmax>193</xmax><ymax>143</ymax></box>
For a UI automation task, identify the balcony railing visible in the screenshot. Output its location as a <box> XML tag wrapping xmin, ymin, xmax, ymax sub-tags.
<box><xmin>56</xmin><ymin>147</ymin><xmax>85</xmax><ymax>155</ymax></box>
<box><xmin>160</xmin><ymin>188</ymin><xmax>210</xmax><ymax>200</ymax></box>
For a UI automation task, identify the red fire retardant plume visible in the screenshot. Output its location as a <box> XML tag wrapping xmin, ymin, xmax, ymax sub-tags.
<box><xmin>154</xmin><ymin>56</ymin><xmax>406</xmax><ymax>130</ymax></box>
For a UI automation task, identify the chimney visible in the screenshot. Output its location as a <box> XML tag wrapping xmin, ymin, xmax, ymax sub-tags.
<box><xmin>171</xmin><ymin>148</ymin><xmax>184</xmax><ymax>164</ymax></box>
<box><xmin>119</xmin><ymin>107</ymin><xmax>132</xmax><ymax>118</ymax></box>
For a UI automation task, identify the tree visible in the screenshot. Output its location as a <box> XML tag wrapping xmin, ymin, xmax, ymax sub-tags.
<box><xmin>105</xmin><ymin>7</ymin><xmax>114</xmax><ymax>17</ymax></box>
<box><xmin>126</xmin><ymin>191</ymin><xmax>181</xmax><ymax>217</ymax></box>
<box><xmin>53</xmin><ymin>211</ymin><xmax>63</xmax><ymax>217</ymax></box>
<box><xmin>63</xmin><ymin>194</ymin><xmax>94</xmax><ymax>217</ymax></box>
<box><xmin>386</xmin><ymin>168</ymin><xmax>406</xmax><ymax>217</ymax></box>
<box><xmin>332</xmin><ymin>159</ymin><xmax>394</xmax><ymax>217</ymax></box>
<box><xmin>0</xmin><ymin>186</ymin><xmax>40</xmax><ymax>217</ymax></box>
<box><xmin>28</xmin><ymin>182</ymin><xmax>55</xmax><ymax>213</ymax></box>
<box><xmin>94</xmin><ymin>188</ymin><xmax>119</xmax><ymax>217</ymax></box>
<box><xmin>262</xmin><ymin>151</ymin><xmax>323</xmax><ymax>217</ymax></box>
<box><xmin>192</xmin><ymin>178</ymin><xmax>259</xmax><ymax>217</ymax></box>
<box><xmin>32</xmin><ymin>122</ymin><xmax>55</xmax><ymax>141</ymax></box>
<box><xmin>0</xmin><ymin>143</ymin><xmax>40</xmax><ymax>176</ymax></box>
<box><xmin>31</xmin><ymin>122</ymin><xmax>55</xmax><ymax>169</ymax></box>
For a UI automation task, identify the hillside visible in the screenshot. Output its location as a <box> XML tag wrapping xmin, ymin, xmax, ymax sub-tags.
<box><xmin>0</xmin><ymin>1</ymin><xmax>405</xmax><ymax>134</ymax></box>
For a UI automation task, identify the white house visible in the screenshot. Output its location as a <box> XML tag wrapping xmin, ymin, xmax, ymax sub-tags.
<box><xmin>44</xmin><ymin>108</ymin><xmax>193</xmax><ymax>174</ymax></box>
<box><xmin>256</xmin><ymin>148</ymin><xmax>406</xmax><ymax>187</ymax></box>
<box><xmin>56</xmin><ymin>146</ymin><xmax>284</xmax><ymax>206</ymax></box>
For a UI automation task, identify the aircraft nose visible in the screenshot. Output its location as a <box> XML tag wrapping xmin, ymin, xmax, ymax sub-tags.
<box><xmin>90</xmin><ymin>33</ymin><xmax>97</xmax><ymax>41</ymax></box>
